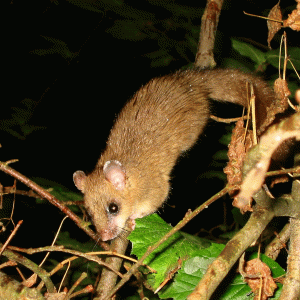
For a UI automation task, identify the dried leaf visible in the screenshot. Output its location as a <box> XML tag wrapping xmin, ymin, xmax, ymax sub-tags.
<box><xmin>243</xmin><ymin>258</ymin><xmax>277</xmax><ymax>300</ymax></box>
<box><xmin>232</xmin><ymin>195</ymin><xmax>253</xmax><ymax>213</ymax></box>
<box><xmin>225</xmin><ymin>119</ymin><xmax>255</xmax><ymax>212</ymax></box>
<box><xmin>274</xmin><ymin>78</ymin><xmax>291</xmax><ymax>106</ymax></box>
<box><xmin>23</xmin><ymin>273</ymin><xmax>37</xmax><ymax>288</ymax></box>
<box><xmin>283</xmin><ymin>3</ymin><xmax>300</xmax><ymax>31</ymax></box>
<box><xmin>237</xmin><ymin>113</ymin><xmax>300</xmax><ymax>206</ymax></box>
<box><xmin>258</xmin><ymin>78</ymin><xmax>290</xmax><ymax>136</ymax></box>
<box><xmin>224</xmin><ymin>119</ymin><xmax>250</xmax><ymax>188</ymax></box>
<box><xmin>226</xmin><ymin>121</ymin><xmax>254</xmax><ymax>180</ymax></box>
<box><xmin>270</xmin><ymin>174</ymin><xmax>288</xmax><ymax>188</ymax></box>
<box><xmin>267</xmin><ymin>2</ymin><xmax>283</xmax><ymax>48</ymax></box>
<box><xmin>268</xmin><ymin>78</ymin><xmax>292</xmax><ymax>163</ymax></box>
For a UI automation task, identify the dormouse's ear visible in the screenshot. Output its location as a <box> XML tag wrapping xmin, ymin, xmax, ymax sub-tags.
<box><xmin>73</xmin><ymin>170</ymin><xmax>87</xmax><ymax>193</ymax></box>
<box><xmin>103</xmin><ymin>160</ymin><xmax>126</xmax><ymax>191</ymax></box>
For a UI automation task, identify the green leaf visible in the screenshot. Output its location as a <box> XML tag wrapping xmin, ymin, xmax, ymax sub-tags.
<box><xmin>222</xmin><ymin>58</ymin><xmax>252</xmax><ymax>71</ymax></box>
<box><xmin>288</xmin><ymin>48</ymin><xmax>300</xmax><ymax>70</ymax></box>
<box><xmin>212</xmin><ymin>150</ymin><xmax>228</xmax><ymax>161</ymax></box>
<box><xmin>232</xmin><ymin>208</ymin><xmax>249</xmax><ymax>227</ymax></box>
<box><xmin>218</xmin><ymin>127</ymin><xmax>234</xmax><ymax>145</ymax></box>
<box><xmin>198</xmin><ymin>170</ymin><xmax>227</xmax><ymax>181</ymax></box>
<box><xmin>266</xmin><ymin>49</ymin><xmax>282</xmax><ymax>69</ymax></box>
<box><xmin>161</xmin><ymin>249</ymin><xmax>284</xmax><ymax>300</ymax></box>
<box><xmin>266</xmin><ymin>47</ymin><xmax>300</xmax><ymax>70</ymax></box>
<box><xmin>68</xmin><ymin>0</ymin><xmax>106</xmax><ymax>13</ymax></box>
<box><xmin>56</xmin><ymin>231</ymin><xmax>101</xmax><ymax>253</ymax></box>
<box><xmin>31</xmin><ymin>36</ymin><xmax>78</xmax><ymax>61</ymax></box>
<box><xmin>160</xmin><ymin>244</ymin><xmax>224</xmax><ymax>300</ymax></box>
<box><xmin>125</xmin><ymin>289</ymin><xmax>160</xmax><ymax>300</ymax></box>
<box><xmin>288</xmin><ymin>81</ymin><xmax>300</xmax><ymax>98</ymax></box>
<box><xmin>106</xmin><ymin>20</ymin><xmax>147</xmax><ymax>41</ymax></box>
<box><xmin>0</xmin><ymin>99</ymin><xmax>46</xmax><ymax>140</ymax></box>
<box><xmin>49</xmin><ymin>186</ymin><xmax>83</xmax><ymax>203</ymax></box>
<box><xmin>129</xmin><ymin>214</ymin><xmax>211</xmax><ymax>290</ymax></box>
<box><xmin>32</xmin><ymin>177</ymin><xmax>82</xmax><ymax>202</ymax></box>
<box><xmin>231</xmin><ymin>39</ymin><xmax>266</xmax><ymax>66</ymax></box>
<box><xmin>32</xmin><ymin>177</ymin><xmax>83</xmax><ymax>214</ymax></box>
<box><xmin>144</xmin><ymin>50</ymin><xmax>175</xmax><ymax>68</ymax></box>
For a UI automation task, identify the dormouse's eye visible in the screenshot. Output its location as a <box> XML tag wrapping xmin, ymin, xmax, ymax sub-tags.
<box><xmin>108</xmin><ymin>202</ymin><xmax>119</xmax><ymax>215</ymax></box>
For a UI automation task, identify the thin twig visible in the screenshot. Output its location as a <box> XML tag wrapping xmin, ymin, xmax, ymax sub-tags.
<box><xmin>243</xmin><ymin>11</ymin><xmax>283</xmax><ymax>24</ymax></box>
<box><xmin>105</xmin><ymin>184</ymin><xmax>238</xmax><ymax>299</ymax></box>
<box><xmin>210</xmin><ymin>115</ymin><xmax>249</xmax><ymax>123</ymax></box>
<box><xmin>0</xmin><ymin>161</ymin><xmax>109</xmax><ymax>250</ymax></box>
<box><xmin>7</xmin><ymin>245</ymin><xmax>123</xmax><ymax>278</ymax></box>
<box><xmin>0</xmin><ymin>220</ymin><xmax>23</xmax><ymax>256</ymax></box>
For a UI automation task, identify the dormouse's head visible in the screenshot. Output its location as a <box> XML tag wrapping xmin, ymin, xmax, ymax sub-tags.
<box><xmin>73</xmin><ymin>160</ymin><xmax>134</xmax><ymax>241</ymax></box>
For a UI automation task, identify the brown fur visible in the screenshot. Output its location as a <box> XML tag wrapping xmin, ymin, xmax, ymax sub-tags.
<box><xmin>73</xmin><ymin>68</ymin><xmax>276</xmax><ymax>241</ymax></box>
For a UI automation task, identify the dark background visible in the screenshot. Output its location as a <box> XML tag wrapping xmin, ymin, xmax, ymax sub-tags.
<box><xmin>2</xmin><ymin>0</ymin><xmax>298</xmax><ymax>242</ymax></box>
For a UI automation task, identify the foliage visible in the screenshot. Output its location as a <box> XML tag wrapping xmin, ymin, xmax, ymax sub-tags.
<box><xmin>0</xmin><ymin>99</ymin><xmax>46</xmax><ymax>140</ymax></box>
<box><xmin>2</xmin><ymin>0</ymin><xmax>299</xmax><ymax>298</ymax></box>
<box><xmin>129</xmin><ymin>214</ymin><xmax>285</xmax><ymax>300</ymax></box>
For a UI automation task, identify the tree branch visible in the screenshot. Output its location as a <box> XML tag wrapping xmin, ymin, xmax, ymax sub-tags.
<box><xmin>0</xmin><ymin>161</ymin><xmax>109</xmax><ymax>250</ymax></box>
<box><xmin>194</xmin><ymin>0</ymin><xmax>224</xmax><ymax>68</ymax></box>
<box><xmin>188</xmin><ymin>205</ymin><xmax>275</xmax><ymax>299</ymax></box>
